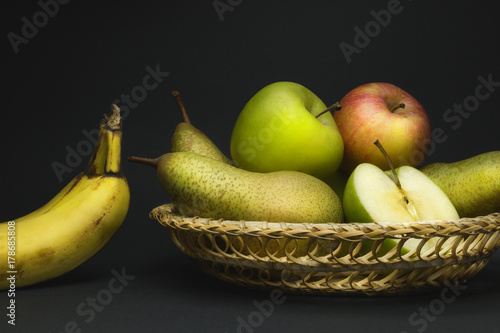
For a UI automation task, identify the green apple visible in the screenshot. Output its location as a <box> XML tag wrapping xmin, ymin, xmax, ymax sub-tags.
<box><xmin>342</xmin><ymin>163</ymin><xmax>460</xmax><ymax>256</ymax></box>
<box><xmin>230</xmin><ymin>81</ymin><xmax>344</xmax><ymax>181</ymax></box>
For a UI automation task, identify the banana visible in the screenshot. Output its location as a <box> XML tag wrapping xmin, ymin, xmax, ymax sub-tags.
<box><xmin>0</xmin><ymin>105</ymin><xmax>130</xmax><ymax>289</ymax></box>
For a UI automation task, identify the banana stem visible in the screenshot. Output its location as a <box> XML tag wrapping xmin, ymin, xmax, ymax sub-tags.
<box><xmin>128</xmin><ymin>156</ymin><xmax>159</xmax><ymax>169</ymax></box>
<box><xmin>172</xmin><ymin>90</ymin><xmax>191</xmax><ymax>124</ymax></box>
<box><xmin>106</xmin><ymin>104</ymin><xmax>122</xmax><ymax>130</ymax></box>
<box><xmin>106</xmin><ymin>130</ymin><xmax>122</xmax><ymax>174</ymax></box>
<box><xmin>86</xmin><ymin>105</ymin><xmax>123</xmax><ymax>176</ymax></box>
<box><xmin>87</xmin><ymin>122</ymin><xmax>108</xmax><ymax>176</ymax></box>
<box><xmin>104</xmin><ymin>105</ymin><xmax>123</xmax><ymax>174</ymax></box>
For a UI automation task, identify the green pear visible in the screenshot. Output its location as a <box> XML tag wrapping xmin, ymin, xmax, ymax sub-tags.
<box><xmin>129</xmin><ymin>152</ymin><xmax>343</xmax><ymax>224</ymax></box>
<box><xmin>420</xmin><ymin>151</ymin><xmax>500</xmax><ymax>217</ymax></box>
<box><xmin>170</xmin><ymin>91</ymin><xmax>233</xmax><ymax>165</ymax></box>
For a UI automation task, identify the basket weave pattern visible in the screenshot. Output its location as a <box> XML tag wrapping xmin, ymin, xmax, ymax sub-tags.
<box><xmin>150</xmin><ymin>204</ymin><xmax>500</xmax><ymax>296</ymax></box>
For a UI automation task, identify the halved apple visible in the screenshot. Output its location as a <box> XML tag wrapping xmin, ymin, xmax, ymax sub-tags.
<box><xmin>342</xmin><ymin>163</ymin><xmax>460</xmax><ymax>256</ymax></box>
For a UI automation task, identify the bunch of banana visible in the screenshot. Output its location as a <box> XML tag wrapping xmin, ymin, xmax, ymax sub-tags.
<box><xmin>0</xmin><ymin>105</ymin><xmax>130</xmax><ymax>289</ymax></box>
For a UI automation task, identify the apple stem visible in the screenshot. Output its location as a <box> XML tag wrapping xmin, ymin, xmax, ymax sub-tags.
<box><xmin>390</xmin><ymin>103</ymin><xmax>405</xmax><ymax>113</ymax></box>
<box><xmin>374</xmin><ymin>140</ymin><xmax>401</xmax><ymax>189</ymax></box>
<box><xmin>315</xmin><ymin>102</ymin><xmax>342</xmax><ymax>119</ymax></box>
<box><xmin>374</xmin><ymin>140</ymin><xmax>420</xmax><ymax>221</ymax></box>
<box><xmin>172</xmin><ymin>90</ymin><xmax>191</xmax><ymax>125</ymax></box>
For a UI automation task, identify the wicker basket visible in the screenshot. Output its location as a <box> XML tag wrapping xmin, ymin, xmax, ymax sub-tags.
<box><xmin>150</xmin><ymin>203</ymin><xmax>500</xmax><ymax>296</ymax></box>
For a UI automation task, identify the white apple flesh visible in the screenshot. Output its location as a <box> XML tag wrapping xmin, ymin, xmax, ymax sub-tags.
<box><xmin>343</xmin><ymin>163</ymin><xmax>460</xmax><ymax>255</ymax></box>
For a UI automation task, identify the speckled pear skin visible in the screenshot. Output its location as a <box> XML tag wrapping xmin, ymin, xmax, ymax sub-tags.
<box><xmin>156</xmin><ymin>152</ymin><xmax>343</xmax><ymax>223</ymax></box>
<box><xmin>420</xmin><ymin>151</ymin><xmax>500</xmax><ymax>218</ymax></box>
<box><xmin>171</xmin><ymin>122</ymin><xmax>233</xmax><ymax>165</ymax></box>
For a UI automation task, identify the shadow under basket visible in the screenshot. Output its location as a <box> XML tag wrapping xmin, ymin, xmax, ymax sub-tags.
<box><xmin>150</xmin><ymin>204</ymin><xmax>500</xmax><ymax>296</ymax></box>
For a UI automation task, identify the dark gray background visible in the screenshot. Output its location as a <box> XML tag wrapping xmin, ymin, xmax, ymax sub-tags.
<box><xmin>1</xmin><ymin>1</ymin><xmax>500</xmax><ymax>332</ymax></box>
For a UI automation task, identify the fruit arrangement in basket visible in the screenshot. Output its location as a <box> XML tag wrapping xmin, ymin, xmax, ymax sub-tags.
<box><xmin>130</xmin><ymin>82</ymin><xmax>500</xmax><ymax>295</ymax></box>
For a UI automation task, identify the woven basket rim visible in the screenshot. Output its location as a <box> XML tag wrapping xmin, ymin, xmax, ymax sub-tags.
<box><xmin>150</xmin><ymin>203</ymin><xmax>500</xmax><ymax>238</ymax></box>
<box><xmin>150</xmin><ymin>203</ymin><xmax>500</xmax><ymax>230</ymax></box>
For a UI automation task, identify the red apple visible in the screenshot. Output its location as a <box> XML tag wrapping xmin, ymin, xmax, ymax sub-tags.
<box><xmin>334</xmin><ymin>82</ymin><xmax>432</xmax><ymax>173</ymax></box>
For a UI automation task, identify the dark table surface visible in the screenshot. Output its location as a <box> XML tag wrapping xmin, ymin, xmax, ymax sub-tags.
<box><xmin>2</xmin><ymin>1</ymin><xmax>500</xmax><ymax>332</ymax></box>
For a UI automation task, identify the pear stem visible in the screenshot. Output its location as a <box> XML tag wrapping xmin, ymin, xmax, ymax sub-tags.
<box><xmin>374</xmin><ymin>140</ymin><xmax>401</xmax><ymax>190</ymax></box>
<box><xmin>315</xmin><ymin>102</ymin><xmax>342</xmax><ymax>119</ymax></box>
<box><xmin>128</xmin><ymin>156</ymin><xmax>159</xmax><ymax>169</ymax></box>
<box><xmin>172</xmin><ymin>90</ymin><xmax>191</xmax><ymax>125</ymax></box>
<box><xmin>390</xmin><ymin>103</ymin><xmax>405</xmax><ymax>113</ymax></box>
